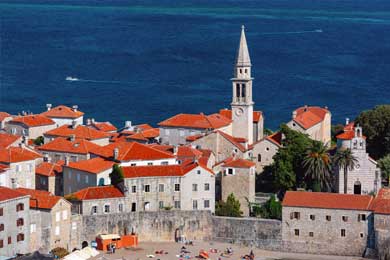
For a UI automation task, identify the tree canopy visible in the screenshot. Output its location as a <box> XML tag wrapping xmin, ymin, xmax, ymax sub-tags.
<box><xmin>355</xmin><ymin>105</ymin><xmax>390</xmax><ymax>160</ymax></box>
<box><xmin>109</xmin><ymin>164</ymin><xmax>124</xmax><ymax>186</ymax></box>
<box><xmin>215</xmin><ymin>193</ymin><xmax>242</xmax><ymax>217</ymax></box>
<box><xmin>378</xmin><ymin>154</ymin><xmax>390</xmax><ymax>186</ymax></box>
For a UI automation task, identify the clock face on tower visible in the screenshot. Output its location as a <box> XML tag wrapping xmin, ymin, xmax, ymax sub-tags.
<box><xmin>235</xmin><ymin>108</ymin><xmax>244</xmax><ymax>116</ymax></box>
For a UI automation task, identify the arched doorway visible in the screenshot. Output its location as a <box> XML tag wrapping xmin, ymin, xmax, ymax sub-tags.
<box><xmin>354</xmin><ymin>181</ymin><xmax>362</xmax><ymax>195</ymax></box>
<box><xmin>144</xmin><ymin>202</ymin><xmax>150</xmax><ymax>211</ymax></box>
<box><xmin>98</xmin><ymin>178</ymin><xmax>105</xmax><ymax>186</ymax></box>
<box><xmin>82</xmin><ymin>241</ymin><xmax>88</xmax><ymax>248</ymax></box>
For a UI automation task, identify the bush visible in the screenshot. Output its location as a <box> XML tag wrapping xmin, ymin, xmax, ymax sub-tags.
<box><xmin>215</xmin><ymin>193</ymin><xmax>242</xmax><ymax>217</ymax></box>
<box><xmin>33</xmin><ymin>136</ymin><xmax>44</xmax><ymax>146</ymax></box>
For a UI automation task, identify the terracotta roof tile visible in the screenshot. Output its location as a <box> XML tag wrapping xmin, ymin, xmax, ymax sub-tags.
<box><xmin>176</xmin><ymin>146</ymin><xmax>203</xmax><ymax>158</ymax></box>
<box><xmin>186</xmin><ymin>134</ymin><xmax>203</xmax><ymax>142</ymax></box>
<box><xmin>44</xmin><ymin>124</ymin><xmax>109</xmax><ymax>140</ymax></box>
<box><xmin>127</xmin><ymin>128</ymin><xmax>160</xmax><ymax>141</ymax></box>
<box><xmin>136</xmin><ymin>124</ymin><xmax>153</xmax><ymax>131</ymax></box>
<box><xmin>0</xmin><ymin>112</ymin><xmax>11</xmax><ymax>121</ymax></box>
<box><xmin>336</xmin><ymin>124</ymin><xmax>366</xmax><ymax>140</ymax></box>
<box><xmin>90</xmin><ymin>122</ymin><xmax>117</xmax><ymax>132</ymax></box>
<box><xmin>16</xmin><ymin>188</ymin><xmax>64</xmax><ymax>210</ymax></box>
<box><xmin>0</xmin><ymin>164</ymin><xmax>9</xmax><ymax>173</ymax></box>
<box><xmin>41</xmin><ymin>105</ymin><xmax>84</xmax><ymax>118</ymax></box>
<box><xmin>36</xmin><ymin>161</ymin><xmax>63</xmax><ymax>177</ymax></box>
<box><xmin>159</xmin><ymin>113</ymin><xmax>231</xmax><ymax>129</ymax></box>
<box><xmin>283</xmin><ymin>191</ymin><xmax>373</xmax><ymax>211</ymax></box>
<box><xmin>72</xmin><ymin>186</ymin><xmax>124</xmax><ymax>200</ymax></box>
<box><xmin>38</xmin><ymin>137</ymin><xmax>102</xmax><ymax>155</ymax></box>
<box><xmin>370</xmin><ymin>188</ymin><xmax>390</xmax><ymax>214</ymax></box>
<box><xmin>292</xmin><ymin>106</ymin><xmax>329</xmax><ymax>129</ymax></box>
<box><xmin>0</xmin><ymin>133</ymin><xmax>21</xmax><ymax>149</ymax></box>
<box><xmin>9</xmin><ymin>115</ymin><xmax>55</xmax><ymax>127</ymax></box>
<box><xmin>0</xmin><ymin>147</ymin><xmax>42</xmax><ymax>163</ymax></box>
<box><xmin>219</xmin><ymin>109</ymin><xmax>262</xmax><ymax>123</ymax></box>
<box><xmin>65</xmin><ymin>157</ymin><xmax>114</xmax><ymax>174</ymax></box>
<box><xmin>222</xmin><ymin>158</ymin><xmax>255</xmax><ymax>168</ymax></box>
<box><xmin>266</xmin><ymin>132</ymin><xmax>283</xmax><ymax>146</ymax></box>
<box><xmin>0</xmin><ymin>186</ymin><xmax>28</xmax><ymax>202</ymax></box>
<box><xmin>217</xmin><ymin>131</ymin><xmax>247</xmax><ymax>152</ymax></box>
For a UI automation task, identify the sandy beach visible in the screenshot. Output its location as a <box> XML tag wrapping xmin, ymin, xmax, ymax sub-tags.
<box><xmin>90</xmin><ymin>241</ymin><xmax>365</xmax><ymax>260</ymax></box>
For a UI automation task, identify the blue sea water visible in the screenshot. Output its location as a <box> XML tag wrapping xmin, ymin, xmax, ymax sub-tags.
<box><xmin>1</xmin><ymin>0</ymin><xmax>390</xmax><ymax>130</ymax></box>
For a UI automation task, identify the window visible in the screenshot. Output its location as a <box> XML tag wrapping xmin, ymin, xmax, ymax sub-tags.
<box><xmin>30</xmin><ymin>224</ymin><xmax>36</xmax><ymax>233</ymax></box>
<box><xmin>309</xmin><ymin>215</ymin><xmax>315</xmax><ymax>221</ymax></box>
<box><xmin>16</xmin><ymin>165</ymin><xmax>21</xmax><ymax>172</ymax></box>
<box><xmin>0</xmin><ymin>208</ymin><xmax>3</xmax><ymax>216</ymax></box>
<box><xmin>342</xmin><ymin>216</ymin><xmax>348</xmax><ymax>222</ymax></box>
<box><xmin>227</xmin><ymin>168</ymin><xmax>234</xmax><ymax>175</ymax></box>
<box><xmin>159</xmin><ymin>201</ymin><xmax>164</xmax><ymax>209</ymax></box>
<box><xmin>193</xmin><ymin>200</ymin><xmax>198</xmax><ymax>210</ymax></box>
<box><xmin>265</xmin><ymin>147</ymin><xmax>270</xmax><ymax>151</ymax></box>
<box><xmin>56</xmin><ymin>212</ymin><xmax>60</xmax><ymax>222</ymax></box>
<box><xmin>358</xmin><ymin>214</ymin><xmax>367</xmax><ymax>222</ymax></box>
<box><xmin>341</xmin><ymin>229</ymin><xmax>346</xmax><ymax>237</ymax></box>
<box><xmin>0</xmin><ymin>224</ymin><xmax>4</xmax><ymax>231</ymax></box>
<box><xmin>204</xmin><ymin>183</ymin><xmax>210</xmax><ymax>191</ymax></box>
<box><xmin>131</xmin><ymin>163</ymin><xmax>136</xmax><ymax>166</ymax></box>
<box><xmin>55</xmin><ymin>226</ymin><xmax>60</xmax><ymax>236</ymax></box>
<box><xmin>17</xmin><ymin>233</ymin><xmax>24</xmax><ymax>242</ymax></box>
<box><xmin>119</xmin><ymin>204</ymin><xmax>124</xmax><ymax>212</ymax></box>
<box><xmin>197</xmin><ymin>170</ymin><xmax>201</xmax><ymax>175</ymax></box>
<box><xmin>236</xmin><ymin>83</ymin><xmax>240</xmax><ymax>98</ymax></box>
<box><xmin>147</xmin><ymin>162</ymin><xmax>153</xmax><ymax>166</ymax></box>
<box><xmin>192</xmin><ymin>184</ymin><xmax>198</xmax><ymax>191</ymax></box>
<box><xmin>99</xmin><ymin>178</ymin><xmax>105</xmax><ymax>186</ymax></box>
<box><xmin>161</xmin><ymin>161</ymin><xmax>168</xmax><ymax>165</ymax></box>
<box><xmin>360</xmin><ymin>233</ymin><xmax>364</xmax><ymax>238</ymax></box>
<box><xmin>159</xmin><ymin>184</ymin><xmax>164</xmax><ymax>192</ymax></box>
<box><xmin>257</xmin><ymin>154</ymin><xmax>261</xmax><ymax>162</ymax></box>
<box><xmin>91</xmin><ymin>206</ymin><xmax>97</xmax><ymax>215</ymax></box>
<box><xmin>16</xmin><ymin>218</ymin><xmax>24</xmax><ymax>227</ymax></box>
<box><xmin>104</xmin><ymin>205</ymin><xmax>110</xmax><ymax>213</ymax></box>
<box><xmin>28</xmin><ymin>164</ymin><xmax>33</xmax><ymax>172</ymax></box>
<box><xmin>8</xmin><ymin>236</ymin><xmax>11</xmax><ymax>244</ymax></box>
<box><xmin>16</xmin><ymin>203</ymin><xmax>24</xmax><ymax>212</ymax></box>
<box><xmin>131</xmin><ymin>203</ymin><xmax>136</xmax><ymax>212</ymax></box>
<box><xmin>11</xmin><ymin>128</ymin><xmax>16</xmax><ymax>134</ymax></box>
<box><xmin>309</xmin><ymin>232</ymin><xmax>314</xmax><ymax>237</ymax></box>
<box><xmin>290</xmin><ymin>212</ymin><xmax>300</xmax><ymax>220</ymax></box>
<box><xmin>174</xmin><ymin>201</ymin><xmax>181</xmax><ymax>209</ymax></box>
<box><xmin>132</xmin><ymin>185</ymin><xmax>137</xmax><ymax>193</ymax></box>
<box><xmin>179</xmin><ymin>130</ymin><xmax>185</xmax><ymax>137</ymax></box>
<box><xmin>77</xmin><ymin>174</ymin><xmax>80</xmax><ymax>182</ymax></box>
<box><xmin>204</xmin><ymin>200</ymin><xmax>210</xmax><ymax>208</ymax></box>
<box><xmin>22</xmin><ymin>129</ymin><xmax>28</xmax><ymax>136</ymax></box>
<box><xmin>70</xmin><ymin>156</ymin><xmax>77</xmax><ymax>162</ymax></box>
<box><xmin>62</xmin><ymin>210</ymin><xmax>67</xmax><ymax>220</ymax></box>
<box><xmin>294</xmin><ymin>229</ymin><xmax>299</xmax><ymax>236</ymax></box>
<box><xmin>241</xmin><ymin>84</ymin><xmax>246</xmax><ymax>97</ymax></box>
<box><xmin>144</xmin><ymin>185</ymin><xmax>150</xmax><ymax>192</ymax></box>
<box><xmin>174</xmin><ymin>184</ymin><xmax>180</xmax><ymax>192</ymax></box>
<box><xmin>326</xmin><ymin>215</ymin><xmax>331</xmax><ymax>221</ymax></box>
<box><xmin>85</xmin><ymin>175</ymin><xmax>89</xmax><ymax>183</ymax></box>
<box><xmin>0</xmin><ymin>240</ymin><xmax>3</xmax><ymax>248</ymax></box>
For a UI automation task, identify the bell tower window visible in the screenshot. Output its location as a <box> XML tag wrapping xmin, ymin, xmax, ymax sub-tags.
<box><xmin>241</xmin><ymin>84</ymin><xmax>246</xmax><ymax>97</ymax></box>
<box><xmin>236</xmin><ymin>83</ymin><xmax>240</xmax><ymax>98</ymax></box>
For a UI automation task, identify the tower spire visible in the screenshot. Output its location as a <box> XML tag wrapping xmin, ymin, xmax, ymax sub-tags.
<box><xmin>236</xmin><ymin>25</ymin><xmax>251</xmax><ymax>67</ymax></box>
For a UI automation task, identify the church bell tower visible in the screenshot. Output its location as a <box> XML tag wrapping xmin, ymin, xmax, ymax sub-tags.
<box><xmin>231</xmin><ymin>25</ymin><xmax>254</xmax><ymax>144</ymax></box>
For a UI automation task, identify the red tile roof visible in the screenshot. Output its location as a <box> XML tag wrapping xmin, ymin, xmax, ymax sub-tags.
<box><xmin>0</xmin><ymin>112</ymin><xmax>11</xmax><ymax>121</ymax></box>
<box><xmin>186</xmin><ymin>134</ymin><xmax>204</xmax><ymax>142</ymax></box>
<box><xmin>36</xmin><ymin>161</ymin><xmax>63</xmax><ymax>177</ymax></box>
<box><xmin>266</xmin><ymin>132</ymin><xmax>283</xmax><ymax>146</ymax></box>
<box><xmin>336</xmin><ymin>123</ymin><xmax>366</xmax><ymax>140</ymax></box>
<box><xmin>38</xmin><ymin>137</ymin><xmax>102</xmax><ymax>155</ymax></box>
<box><xmin>0</xmin><ymin>147</ymin><xmax>42</xmax><ymax>163</ymax></box>
<box><xmin>159</xmin><ymin>113</ymin><xmax>231</xmax><ymax>129</ymax></box>
<box><xmin>44</xmin><ymin>124</ymin><xmax>109</xmax><ymax>140</ymax></box>
<box><xmin>217</xmin><ymin>131</ymin><xmax>247</xmax><ymax>152</ymax></box>
<box><xmin>283</xmin><ymin>191</ymin><xmax>373</xmax><ymax>211</ymax></box>
<box><xmin>219</xmin><ymin>109</ymin><xmax>262</xmax><ymax>123</ymax></box>
<box><xmin>292</xmin><ymin>106</ymin><xmax>329</xmax><ymax>129</ymax></box>
<box><xmin>90</xmin><ymin>122</ymin><xmax>117</xmax><ymax>132</ymax></box>
<box><xmin>71</xmin><ymin>186</ymin><xmax>124</xmax><ymax>200</ymax></box>
<box><xmin>0</xmin><ymin>133</ymin><xmax>21</xmax><ymax>149</ymax></box>
<box><xmin>176</xmin><ymin>146</ymin><xmax>203</xmax><ymax>158</ymax></box>
<box><xmin>9</xmin><ymin>115</ymin><xmax>55</xmax><ymax>127</ymax></box>
<box><xmin>0</xmin><ymin>186</ymin><xmax>28</xmax><ymax>202</ymax></box>
<box><xmin>0</xmin><ymin>164</ymin><xmax>9</xmax><ymax>173</ymax></box>
<box><xmin>147</xmin><ymin>144</ymin><xmax>174</xmax><ymax>153</ymax></box>
<box><xmin>136</xmin><ymin>124</ymin><xmax>153</xmax><ymax>131</ymax></box>
<box><xmin>65</xmin><ymin>157</ymin><xmax>114</xmax><ymax>174</ymax></box>
<box><xmin>16</xmin><ymin>188</ymin><xmax>64</xmax><ymax>210</ymax></box>
<box><xmin>92</xmin><ymin>142</ymin><xmax>175</xmax><ymax>161</ymax></box>
<box><xmin>370</xmin><ymin>188</ymin><xmax>390</xmax><ymax>214</ymax></box>
<box><xmin>222</xmin><ymin>158</ymin><xmax>255</xmax><ymax>168</ymax></box>
<box><xmin>127</xmin><ymin>128</ymin><xmax>160</xmax><ymax>141</ymax></box>
<box><xmin>41</xmin><ymin>105</ymin><xmax>84</xmax><ymax>118</ymax></box>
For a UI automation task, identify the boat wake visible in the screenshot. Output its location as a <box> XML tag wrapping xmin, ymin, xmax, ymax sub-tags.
<box><xmin>259</xmin><ymin>29</ymin><xmax>323</xmax><ymax>35</ymax></box>
<box><xmin>65</xmin><ymin>77</ymin><xmax>128</xmax><ymax>84</ymax></box>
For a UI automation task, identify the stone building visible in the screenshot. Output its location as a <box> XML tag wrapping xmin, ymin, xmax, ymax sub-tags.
<box><xmin>16</xmin><ymin>188</ymin><xmax>72</xmax><ymax>253</ymax></box>
<box><xmin>38</xmin><ymin>137</ymin><xmax>102</xmax><ymax>163</ymax></box>
<box><xmin>221</xmin><ymin>158</ymin><xmax>256</xmax><ymax>216</ymax></box>
<box><xmin>5</xmin><ymin>115</ymin><xmax>56</xmax><ymax>140</ymax></box>
<box><xmin>0</xmin><ymin>147</ymin><xmax>42</xmax><ymax>189</ymax></box>
<box><xmin>282</xmin><ymin>191</ymin><xmax>373</xmax><ymax>256</ymax></box>
<box><xmin>35</xmin><ymin>161</ymin><xmax>63</xmax><ymax>196</ymax></box>
<box><xmin>250</xmin><ymin>131</ymin><xmax>282</xmax><ymax>173</ymax></box>
<box><xmin>43</xmin><ymin>124</ymin><xmax>110</xmax><ymax>146</ymax></box>
<box><xmin>335</xmin><ymin>123</ymin><xmax>381</xmax><ymax>195</ymax></box>
<box><xmin>158</xmin><ymin>113</ymin><xmax>232</xmax><ymax>146</ymax></box>
<box><xmin>0</xmin><ymin>187</ymin><xmax>30</xmax><ymax>257</ymax></box>
<box><xmin>122</xmin><ymin>162</ymin><xmax>215</xmax><ymax>212</ymax></box>
<box><xmin>41</xmin><ymin>104</ymin><xmax>84</xmax><ymax>127</ymax></box>
<box><xmin>286</xmin><ymin>106</ymin><xmax>331</xmax><ymax>146</ymax></box>
<box><xmin>62</xmin><ymin>157</ymin><xmax>114</xmax><ymax>195</ymax></box>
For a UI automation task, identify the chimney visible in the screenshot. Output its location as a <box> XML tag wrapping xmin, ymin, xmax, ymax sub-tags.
<box><xmin>71</xmin><ymin>120</ymin><xmax>77</xmax><ymax>129</ymax></box>
<box><xmin>324</xmin><ymin>106</ymin><xmax>328</xmax><ymax>110</ymax></box>
<box><xmin>70</xmin><ymin>134</ymin><xmax>76</xmax><ymax>142</ymax></box>
<box><xmin>91</xmin><ymin>118</ymin><xmax>95</xmax><ymax>124</ymax></box>
<box><xmin>304</xmin><ymin>105</ymin><xmax>308</xmax><ymax>112</ymax></box>
<box><xmin>11</xmin><ymin>178</ymin><xmax>17</xmax><ymax>189</ymax></box>
<box><xmin>72</xmin><ymin>105</ymin><xmax>78</xmax><ymax>112</ymax></box>
<box><xmin>113</xmin><ymin>148</ymin><xmax>119</xmax><ymax>160</ymax></box>
<box><xmin>173</xmin><ymin>146</ymin><xmax>178</xmax><ymax>155</ymax></box>
<box><xmin>345</xmin><ymin>118</ymin><xmax>350</xmax><ymax>126</ymax></box>
<box><xmin>65</xmin><ymin>156</ymin><xmax>69</xmax><ymax>166</ymax></box>
<box><xmin>43</xmin><ymin>154</ymin><xmax>50</xmax><ymax>162</ymax></box>
<box><xmin>244</xmin><ymin>141</ymin><xmax>248</xmax><ymax>150</ymax></box>
<box><xmin>125</xmin><ymin>121</ymin><xmax>132</xmax><ymax>129</ymax></box>
<box><xmin>46</xmin><ymin>104</ymin><xmax>52</xmax><ymax>111</ymax></box>
<box><xmin>86</xmin><ymin>118</ymin><xmax>91</xmax><ymax>125</ymax></box>
<box><xmin>292</xmin><ymin>110</ymin><xmax>297</xmax><ymax>119</ymax></box>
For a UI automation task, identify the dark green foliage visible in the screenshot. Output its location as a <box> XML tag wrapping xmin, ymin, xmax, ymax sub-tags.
<box><xmin>331</xmin><ymin>124</ymin><xmax>345</xmax><ymax>144</ymax></box>
<box><xmin>378</xmin><ymin>155</ymin><xmax>390</xmax><ymax>186</ymax></box>
<box><xmin>264</xmin><ymin>128</ymin><xmax>274</xmax><ymax>136</ymax></box>
<box><xmin>215</xmin><ymin>193</ymin><xmax>242</xmax><ymax>217</ymax></box>
<box><xmin>33</xmin><ymin>136</ymin><xmax>44</xmax><ymax>146</ymax></box>
<box><xmin>109</xmin><ymin>164</ymin><xmax>124</xmax><ymax>186</ymax></box>
<box><xmin>355</xmin><ymin>105</ymin><xmax>390</xmax><ymax>160</ymax></box>
<box><xmin>254</xmin><ymin>195</ymin><xmax>282</xmax><ymax>220</ymax></box>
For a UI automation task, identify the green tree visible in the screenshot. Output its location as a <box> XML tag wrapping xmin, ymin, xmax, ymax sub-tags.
<box><xmin>109</xmin><ymin>164</ymin><xmax>124</xmax><ymax>186</ymax></box>
<box><xmin>355</xmin><ymin>105</ymin><xmax>390</xmax><ymax>159</ymax></box>
<box><xmin>333</xmin><ymin>148</ymin><xmax>358</xmax><ymax>194</ymax></box>
<box><xmin>264</xmin><ymin>128</ymin><xmax>274</xmax><ymax>136</ymax></box>
<box><xmin>215</xmin><ymin>193</ymin><xmax>242</xmax><ymax>217</ymax></box>
<box><xmin>33</xmin><ymin>136</ymin><xmax>44</xmax><ymax>146</ymax></box>
<box><xmin>302</xmin><ymin>141</ymin><xmax>332</xmax><ymax>190</ymax></box>
<box><xmin>378</xmin><ymin>154</ymin><xmax>390</xmax><ymax>186</ymax></box>
<box><xmin>259</xmin><ymin>195</ymin><xmax>282</xmax><ymax>220</ymax></box>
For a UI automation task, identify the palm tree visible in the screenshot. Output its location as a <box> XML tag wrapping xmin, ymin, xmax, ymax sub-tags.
<box><xmin>302</xmin><ymin>141</ymin><xmax>332</xmax><ymax>191</ymax></box>
<box><xmin>333</xmin><ymin>148</ymin><xmax>358</xmax><ymax>194</ymax></box>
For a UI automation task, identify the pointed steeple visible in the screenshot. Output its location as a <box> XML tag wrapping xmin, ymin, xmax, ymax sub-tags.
<box><xmin>235</xmin><ymin>25</ymin><xmax>251</xmax><ymax>67</ymax></box>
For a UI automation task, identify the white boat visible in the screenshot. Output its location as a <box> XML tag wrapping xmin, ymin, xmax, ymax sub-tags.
<box><xmin>66</xmin><ymin>76</ymin><xmax>79</xmax><ymax>81</ymax></box>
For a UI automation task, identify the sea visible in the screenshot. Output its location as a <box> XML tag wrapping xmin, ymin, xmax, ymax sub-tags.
<box><xmin>1</xmin><ymin>0</ymin><xmax>390</xmax><ymax>130</ymax></box>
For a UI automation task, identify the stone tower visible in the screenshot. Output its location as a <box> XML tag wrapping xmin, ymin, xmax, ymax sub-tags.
<box><xmin>231</xmin><ymin>25</ymin><xmax>254</xmax><ymax>144</ymax></box>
